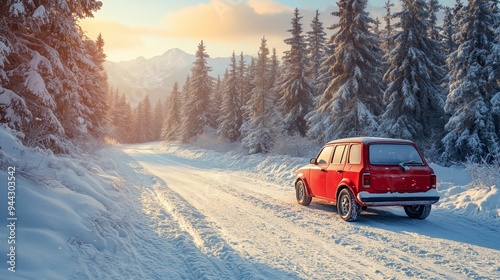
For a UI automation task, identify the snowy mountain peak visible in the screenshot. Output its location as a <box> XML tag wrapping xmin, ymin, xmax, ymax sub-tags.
<box><xmin>104</xmin><ymin>48</ymin><xmax>252</xmax><ymax>106</ymax></box>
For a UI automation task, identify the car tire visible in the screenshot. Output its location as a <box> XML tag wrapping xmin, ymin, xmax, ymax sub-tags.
<box><xmin>337</xmin><ymin>188</ymin><xmax>362</xmax><ymax>222</ymax></box>
<box><xmin>295</xmin><ymin>180</ymin><xmax>312</xmax><ymax>206</ymax></box>
<box><xmin>404</xmin><ymin>205</ymin><xmax>431</xmax><ymax>219</ymax></box>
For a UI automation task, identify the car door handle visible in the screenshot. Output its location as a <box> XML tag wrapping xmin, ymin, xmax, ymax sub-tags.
<box><xmin>321</xmin><ymin>168</ymin><xmax>327</xmax><ymax>172</ymax></box>
<box><xmin>336</xmin><ymin>170</ymin><xmax>343</xmax><ymax>173</ymax></box>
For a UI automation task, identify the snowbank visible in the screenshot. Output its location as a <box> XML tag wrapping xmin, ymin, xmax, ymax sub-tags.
<box><xmin>0</xmin><ymin>125</ymin><xmax>156</xmax><ymax>279</ymax></box>
<box><xmin>433</xmin><ymin>163</ymin><xmax>500</xmax><ymax>221</ymax></box>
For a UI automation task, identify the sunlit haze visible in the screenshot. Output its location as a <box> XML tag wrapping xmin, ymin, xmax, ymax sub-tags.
<box><xmin>80</xmin><ymin>0</ymin><xmax>456</xmax><ymax>62</ymax></box>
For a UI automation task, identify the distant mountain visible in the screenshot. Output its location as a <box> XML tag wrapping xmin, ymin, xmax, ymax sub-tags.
<box><xmin>104</xmin><ymin>48</ymin><xmax>250</xmax><ymax>107</ymax></box>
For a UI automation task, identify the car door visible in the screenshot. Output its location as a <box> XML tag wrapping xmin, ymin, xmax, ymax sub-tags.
<box><xmin>326</xmin><ymin>144</ymin><xmax>347</xmax><ymax>199</ymax></box>
<box><xmin>308</xmin><ymin>145</ymin><xmax>333</xmax><ymax>198</ymax></box>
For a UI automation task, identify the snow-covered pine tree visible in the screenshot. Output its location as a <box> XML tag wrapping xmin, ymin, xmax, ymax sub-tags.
<box><xmin>313</xmin><ymin>38</ymin><xmax>336</xmax><ymax>106</ymax></box>
<box><xmin>378</xmin><ymin>0</ymin><xmax>445</xmax><ymax>149</ymax></box>
<box><xmin>179</xmin><ymin>40</ymin><xmax>213</xmax><ymax>142</ymax></box>
<box><xmin>305</xmin><ymin>9</ymin><xmax>327</xmax><ymax>94</ymax></box>
<box><xmin>107</xmin><ymin>91</ymin><xmax>133</xmax><ymax>143</ymax></box>
<box><xmin>162</xmin><ymin>82</ymin><xmax>181</xmax><ymax>141</ymax></box>
<box><xmin>382</xmin><ymin>0</ymin><xmax>395</xmax><ymax>54</ymax></box>
<box><xmin>131</xmin><ymin>101</ymin><xmax>142</xmax><ymax>143</ymax></box>
<box><xmin>427</xmin><ymin>0</ymin><xmax>442</xmax><ymax>42</ymax></box>
<box><xmin>83</xmin><ymin>33</ymin><xmax>108</xmax><ymax>138</ymax></box>
<box><xmin>217</xmin><ymin>52</ymin><xmax>243</xmax><ymax>142</ymax></box>
<box><xmin>116</xmin><ymin>94</ymin><xmax>133</xmax><ymax>143</ymax></box>
<box><xmin>106</xmin><ymin>87</ymin><xmax>122</xmax><ymax>141</ymax></box>
<box><xmin>1</xmin><ymin>0</ymin><xmax>105</xmax><ymax>152</ymax></box>
<box><xmin>277</xmin><ymin>8</ymin><xmax>313</xmax><ymax>137</ymax></box>
<box><xmin>441</xmin><ymin>0</ymin><xmax>500</xmax><ymax>164</ymax></box>
<box><xmin>308</xmin><ymin>0</ymin><xmax>384</xmax><ymax>142</ymax></box>
<box><xmin>441</xmin><ymin>6</ymin><xmax>457</xmax><ymax>56</ymax></box>
<box><xmin>1</xmin><ymin>1</ymin><xmax>65</xmax><ymax>149</ymax></box>
<box><xmin>0</xmin><ymin>25</ymin><xmax>33</xmax><ymax>131</ymax></box>
<box><xmin>152</xmin><ymin>99</ymin><xmax>164</xmax><ymax>141</ymax></box>
<box><xmin>306</xmin><ymin>38</ymin><xmax>336</xmax><ymax>142</ymax></box>
<box><xmin>237</xmin><ymin>52</ymin><xmax>250</xmax><ymax>127</ymax></box>
<box><xmin>372</xmin><ymin>17</ymin><xmax>382</xmax><ymax>38</ymax></box>
<box><xmin>49</xmin><ymin>2</ymin><xmax>105</xmax><ymax>144</ymax></box>
<box><xmin>206</xmin><ymin>74</ymin><xmax>221</xmax><ymax>129</ymax></box>
<box><xmin>140</xmin><ymin>95</ymin><xmax>153</xmax><ymax>142</ymax></box>
<box><xmin>268</xmin><ymin>48</ymin><xmax>280</xmax><ymax>103</ymax></box>
<box><xmin>241</xmin><ymin>37</ymin><xmax>279</xmax><ymax>154</ymax></box>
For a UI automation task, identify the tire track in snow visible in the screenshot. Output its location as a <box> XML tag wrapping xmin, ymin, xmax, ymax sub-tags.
<box><xmin>137</xmin><ymin>164</ymin><xmax>297</xmax><ymax>279</ymax></box>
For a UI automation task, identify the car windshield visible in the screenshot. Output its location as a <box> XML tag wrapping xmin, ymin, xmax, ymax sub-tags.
<box><xmin>369</xmin><ymin>144</ymin><xmax>424</xmax><ymax>165</ymax></box>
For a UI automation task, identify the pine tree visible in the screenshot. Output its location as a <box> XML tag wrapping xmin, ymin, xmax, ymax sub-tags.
<box><xmin>217</xmin><ymin>52</ymin><xmax>242</xmax><ymax>142</ymax></box>
<box><xmin>268</xmin><ymin>48</ymin><xmax>280</xmax><ymax>103</ymax></box>
<box><xmin>241</xmin><ymin>37</ymin><xmax>279</xmax><ymax>154</ymax></box>
<box><xmin>441</xmin><ymin>0</ymin><xmax>500</xmax><ymax>164</ymax></box>
<box><xmin>382</xmin><ymin>0</ymin><xmax>395</xmax><ymax>53</ymax></box>
<box><xmin>0</xmin><ymin>0</ymin><xmax>106</xmax><ymax>152</ymax></box>
<box><xmin>179</xmin><ymin>41</ymin><xmax>213</xmax><ymax>142</ymax></box>
<box><xmin>152</xmin><ymin>99</ymin><xmax>164</xmax><ymax>141</ymax></box>
<box><xmin>83</xmin><ymin>33</ymin><xmax>108</xmax><ymax>138</ymax></box>
<box><xmin>209</xmin><ymin>75</ymin><xmax>223</xmax><ymax>129</ymax></box>
<box><xmin>237</xmin><ymin>52</ymin><xmax>249</xmax><ymax>121</ymax></box>
<box><xmin>314</xmin><ymin>40</ymin><xmax>336</xmax><ymax>104</ymax></box>
<box><xmin>118</xmin><ymin>94</ymin><xmax>133</xmax><ymax>143</ymax></box>
<box><xmin>107</xmin><ymin>88</ymin><xmax>120</xmax><ymax>140</ymax></box>
<box><xmin>162</xmin><ymin>82</ymin><xmax>181</xmax><ymax>141</ymax></box>
<box><xmin>277</xmin><ymin>8</ymin><xmax>314</xmax><ymax>137</ymax></box>
<box><xmin>1</xmin><ymin>1</ymin><xmax>63</xmax><ymax>149</ymax></box>
<box><xmin>378</xmin><ymin>0</ymin><xmax>445</xmax><ymax>149</ymax></box>
<box><xmin>308</xmin><ymin>0</ymin><xmax>384</xmax><ymax>142</ymax></box>
<box><xmin>306</xmin><ymin>10</ymin><xmax>327</xmax><ymax>84</ymax></box>
<box><xmin>109</xmin><ymin>92</ymin><xmax>133</xmax><ymax>143</ymax></box>
<box><xmin>427</xmin><ymin>0</ymin><xmax>442</xmax><ymax>42</ymax></box>
<box><xmin>441</xmin><ymin>6</ymin><xmax>457</xmax><ymax>55</ymax></box>
<box><xmin>139</xmin><ymin>95</ymin><xmax>153</xmax><ymax>143</ymax></box>
<box><xmin>51</xmin><ymin>3</ymin><xmax>105</xmax><ymax>143</ymax></box>
<box><xmin>372</xmin><ymin>17</ymin><xmax>382</xmax><ymax>38</ymax></box>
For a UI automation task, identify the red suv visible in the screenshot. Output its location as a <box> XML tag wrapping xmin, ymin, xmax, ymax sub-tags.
<box><xmin>295</xmin><ymin>137</ymin><xmax>439</xmax><ymax>221</ymax></box>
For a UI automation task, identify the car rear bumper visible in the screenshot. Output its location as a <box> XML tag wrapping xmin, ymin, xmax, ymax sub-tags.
<box><xmin>357</xmin><ymin>189</ymin><xmax>440</xmax><ymax>206</ymax></box>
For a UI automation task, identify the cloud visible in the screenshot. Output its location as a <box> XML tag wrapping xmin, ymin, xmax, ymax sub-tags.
<box><xmin>79</xmin><ymin>0</ymin><xmax>339</xmax><ymax>61</ymax></box>
<box><xmin>248</xmin><ymin>0</ymin><xmax>293</xmax><ymax>14</ymax></box>
<box><xmin>160</xmin><ymin>0</ymin><xmax>293</xmax><ymax>40</ymax></box>
<box><xmin>79</xmin><ymin>18</ymin><xmax>146</xmax><ymax>51</ymax></box>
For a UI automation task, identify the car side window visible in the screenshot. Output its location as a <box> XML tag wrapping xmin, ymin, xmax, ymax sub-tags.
<box><xmin>348</xmin><ymin>144</ymin><xmax>361</xmax><ymax>164</ymax></box>
<box><xmin>317</xmin><ymin>146</ymin><xmax>333</xmax><ymax>165</ymax></box>
<box><xmin>332</xmin><ymin>145</ymin><xmax>347</xmax><ymax>164</ymax></box>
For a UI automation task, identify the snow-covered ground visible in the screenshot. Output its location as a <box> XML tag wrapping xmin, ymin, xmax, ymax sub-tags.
<box><xmin>0</xmin><ymin>126</ymin><xmax>499</xmax><ymax>279</ymax></box>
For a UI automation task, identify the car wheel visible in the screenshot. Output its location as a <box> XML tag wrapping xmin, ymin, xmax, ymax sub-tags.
<box><xmin>337</xmin><ymin>188</ymin><xmax>361</xmax><ymax>222</ymax></box>
<box><xmin>404</xmin><ymin>205</ymin><xmax>431</xmax><ymax>219</ymax></box>
<box><xmin>295</xmin><ymin>180</ymin><xmax>312</xmax><ymax>206</ymax></box>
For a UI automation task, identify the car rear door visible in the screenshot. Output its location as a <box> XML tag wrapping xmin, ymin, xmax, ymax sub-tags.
<box><xmin>308</xmin><ymin>145</ymin><xmax>333</xmax><ymax>198</ymax></box>
<box><xmin>368</xmin><ymin>143</ymin><xmax>432</xmax><ymax>193</ymax></box>
<box><xmin>325</xmin><ymin>144</ymin><xmax>347</xmax><ymax>199</ymax></box>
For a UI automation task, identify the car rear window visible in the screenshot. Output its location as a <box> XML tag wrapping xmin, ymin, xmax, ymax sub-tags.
<box><xmin>369</xmin><ymin>144</ymin><xmax>424</xmax><ymax>165</ymax></box>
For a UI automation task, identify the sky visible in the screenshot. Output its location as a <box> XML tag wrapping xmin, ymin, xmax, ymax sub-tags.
<box><xmin>79</xmin><ymin>0</ymin><xmax>455</xmax><ymax>62</ymax></box>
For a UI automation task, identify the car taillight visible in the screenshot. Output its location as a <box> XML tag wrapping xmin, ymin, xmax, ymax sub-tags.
<box><xmin>430</xmin><ymin>174</ymin><xmax>437</xmax><ymax>189</ymax></box>
<box><xmin>363</xmin><ymin>173</ymin><xmax>371</xmax><ymax>188</ymax></box>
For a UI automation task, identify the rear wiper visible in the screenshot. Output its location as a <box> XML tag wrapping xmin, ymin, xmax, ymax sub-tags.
<box><xmin>398</xmin><ymin>160</ymin><xmax>423</xmax><ymax>171</ymax></box>
<box><xmin>399</xmin><ymin>162</ymin><xmax>410</xmax><ymax>172</ymax></box>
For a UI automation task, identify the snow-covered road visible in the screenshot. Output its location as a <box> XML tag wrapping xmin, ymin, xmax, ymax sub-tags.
<box><xmin>123</xmin><ymin>143</ymin><xmax>500</xmax><ymax>279</ymax></box>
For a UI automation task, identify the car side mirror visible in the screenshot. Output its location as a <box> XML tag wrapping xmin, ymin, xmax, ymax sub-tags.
<box><xmin>309</xmin><ymin>158</ymin><xmax>317</xmax><ymax>164</ymax></box>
